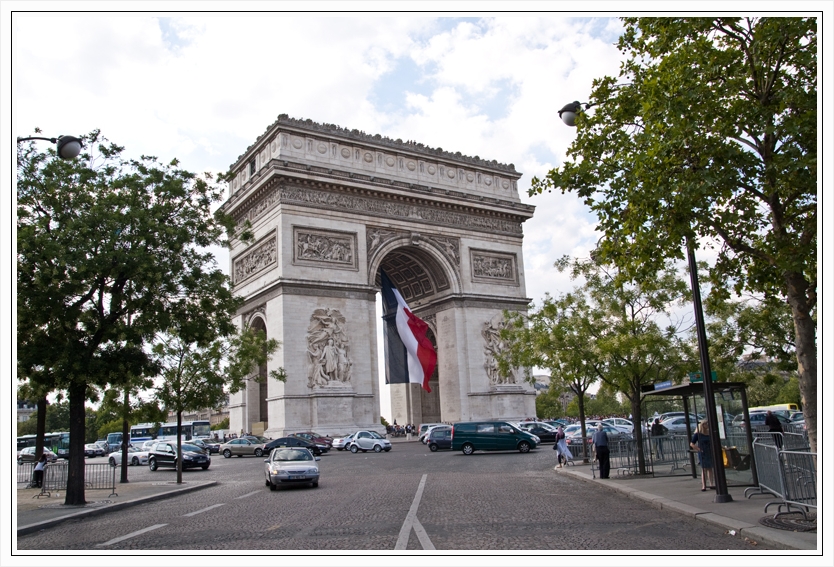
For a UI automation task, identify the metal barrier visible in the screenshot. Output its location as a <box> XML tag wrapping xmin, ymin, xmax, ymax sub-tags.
<box><xmin>23</xmin><ymin>461</ymin><xmax>118</xmax><ymax>498</ymax></box>
<box><xmin>744</xmin><ymin>436</ymin><xmax>816</xmax><ymax>519</ymax></box>
<box><xmin>647</xmin><ymin>435</ymin><xmax>692</xmax><ymax>476</ymax></box>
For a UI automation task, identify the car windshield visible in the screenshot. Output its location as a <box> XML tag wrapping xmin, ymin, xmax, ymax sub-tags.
<box><xmin>271</xmin><ymin>449</ymin><xmax>313</xmax><ymax>462</ymax></box>
<box><xmin>181</xmin><ymin>444</ymin><xmax>202</xmax><ymax>452</ymax></box>
<box><xmin>368</xmin><ymin>431</ymin><xmax>385</xmax><ymax>439</ymax></box>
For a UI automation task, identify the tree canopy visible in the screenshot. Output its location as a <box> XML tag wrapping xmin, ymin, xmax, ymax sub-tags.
<box><xmin>17</xmin><ymin>131</ymin><xmax>238</xmax><ymax>504</ymax></box>
<box><xmin>531</xmin><ymin>17</ymin><xmax>817</xmax><ymax>452</ymax></box>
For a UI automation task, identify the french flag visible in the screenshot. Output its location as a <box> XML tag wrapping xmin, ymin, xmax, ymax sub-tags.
<box><xmin>380</xmin><ymin>270</ymin><xmax>437</xmax><ymax>393</ymax></box>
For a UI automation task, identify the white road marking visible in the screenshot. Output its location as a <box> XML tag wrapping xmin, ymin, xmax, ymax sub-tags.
<box><xmin>234</xmin><ymin>490</ymin><xmax>261</xmax><ymax>500</ymax></box>
<box><xmin>96</xmin><ymin>524</ymin><xmax>167</xmax><ymax>546</ymax></box>
<box><xmin>182</xmin><ymin>503</ymin><xmax>225</xmax><ymax>517</ymax></box>
<box><xmin>395</xmin><ymin>474</ymin><xmax>435</xmax><ymax>550</ymax></box>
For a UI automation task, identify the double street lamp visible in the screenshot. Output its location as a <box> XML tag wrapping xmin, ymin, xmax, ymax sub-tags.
<box><xmin>559</xmin><ymin>101</ymin><xmax>732</xmax><ymax>503</ymax></box>
<box><xmin>17</xmin><ymin>135</ymin><xmax>83</xmax><ymax>159</ymax></box>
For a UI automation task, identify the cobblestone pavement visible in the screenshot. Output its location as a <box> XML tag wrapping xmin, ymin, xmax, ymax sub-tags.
<box><xmin>16</xmin><ymin>442</ymin><xmax>767</xmax><ymax>551</ymax></box>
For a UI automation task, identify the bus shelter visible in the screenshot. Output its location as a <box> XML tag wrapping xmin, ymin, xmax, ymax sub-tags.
<box><xmin>641</xmin><ymin>382</ymin><xmax>757</xmax><ymax>486</ymax></box>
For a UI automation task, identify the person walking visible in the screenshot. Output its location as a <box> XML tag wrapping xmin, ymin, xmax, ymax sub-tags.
<box><xmin>592</xmin><ymin>423</ymin><xmax>610</xmax><ymax>479</ymax></box>
<box><xmin>650</xmin><ymin>418</ymin><xmax>667</xmax><ymax>460</ymax></box>
<box><xmin>764</xmin><ymin>410</ymin><xmax>784</xmax><ymax>449</ymax></box>
<box><xmin>553</xmin><ymin>426</ymin><xmax>572</xmax><ymax>468</ymax></box>
<box><xmin>33</xmin><ymin>453</ymin><xmax>48</xmax><ymax>488</ymax></box>
<box><xmin>690</xmin><ymin>420</ymin><xmax>714</xmax><ymax>491</ymax></box>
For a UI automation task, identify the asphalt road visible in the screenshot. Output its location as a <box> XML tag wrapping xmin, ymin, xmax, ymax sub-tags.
<box><xmin>17</xmin><ymin>442</ymin><xmax>764</xmax><ymax>551</ymax></box>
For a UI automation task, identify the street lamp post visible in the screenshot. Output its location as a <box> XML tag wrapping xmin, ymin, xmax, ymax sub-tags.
<box><xmin>17</xmin><ymin>135</ymin><xmax>83</xmax><ymax>159</ymax></box>
<box><xmin>559</xmin><ymin>100</ymin><xmax>732</xmax><ymax>503</ymax></box>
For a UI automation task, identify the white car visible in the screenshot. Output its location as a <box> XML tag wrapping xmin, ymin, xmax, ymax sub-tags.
<box><xmin>603</xmin><ymin>418</ymin><xmax>637</xmax><ymax>434</ymax></box>
<box><xmin>108</xmin><ymin>445</ymin><xmax>150</xmax><ymax>467</ymax></box>
<box><xmin>348</xmin><ymin>431</ymin><xmax>392</xmax><ymax>453</ymax></box>
<box><xmin>332</xmin><ymin>434</ymin><xmax>354</xmax><ymax>451</ymax></box>
<box><xmin>420</xmin><ymin>425</ymin><xmax>451</xmax><ymax>444</ymax></box>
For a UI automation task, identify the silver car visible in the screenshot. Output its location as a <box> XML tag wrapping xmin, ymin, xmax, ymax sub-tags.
<box><xmin>348</xmin><ymin>430</ymin><xmax>392</xmax><ymax>453</ymax></box>
<box><xmin>220</xmin><ymin>437</ymin><xmax>267</xmax><ymax>458</ymax></box>
<box><xmin>108</xmin><ymin>445</ymin><xmax>150</xmax><ymax>467</ymax></box>
<box><xmin>264</xmin><ymin>447</ymin><xmax>320</xmax><ymax>490</ymax></box>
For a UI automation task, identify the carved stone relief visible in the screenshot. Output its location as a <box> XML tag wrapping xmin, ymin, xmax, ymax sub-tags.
<box><xmin>293</xmin><ymin>227</ymin><xmax>358</xmax><ymax>271</ymax></box>
<box><xmin>233</xmin><ymin>232</ymin><xmax>277</xmax><ymax>283</ymax></box>
<box><xmin>306</xmin><ymin>308</ymin><xmax>353</xmax><ymax>389</ymax></box>
<box><xmin>470</xmin><ymin>249</ymin><xmax>518</xmax><ymax>285</ymax></box>
<box><xmin>482</xmin><ymin>314</ymin><xmax>516</xmax><ymax>386</ymax></box>
<box><xmin>427</xmin><ymin>235</ymin><xmax>460</xmax><ymax>266</ymax></box>
<box><xmin>366</xmin><ymin>226</ymin><xmax>405</xmax><ymax>257</ymax></box>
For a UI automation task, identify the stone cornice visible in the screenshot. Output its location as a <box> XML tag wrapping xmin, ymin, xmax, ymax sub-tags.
<box><xmin>222</xmin><ymin>165</ymin><xmax>534</xmax><ymax>237</ymax></box>
<box><xmin>232</xmin><ymin>114</ymin><xmax>518</xmax><ymax>174</ymax></box>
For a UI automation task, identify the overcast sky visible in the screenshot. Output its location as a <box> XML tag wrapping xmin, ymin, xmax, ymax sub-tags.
<box><xmin>7</xmin><ymin>8</ymin><xmax>829</xmax><ymax>423</ymax></box>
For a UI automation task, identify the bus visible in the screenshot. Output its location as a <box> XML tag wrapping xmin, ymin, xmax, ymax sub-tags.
<box><xmin>16</xmin><ymin>432</ymin><xmax>71</xmax><ymax>459</ymax></box>
<box><xmin>130</xmin><ymin>423</ymin><xmax>159</xmax><ymax>444</ymax></box>
<box><xmin>749</xmin><ymin>403</ymin><xmax>800</xmax><ymax>418</ymax></box>
<box><xmin>156</xmin><ymin>420</ymin><xmax>211</xmax><ymax>441</ymax></box>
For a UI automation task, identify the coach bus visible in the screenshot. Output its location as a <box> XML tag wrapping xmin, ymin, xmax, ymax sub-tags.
<box><xmin>16</xmin><ymin>432</ymin><xmax>71</xmax><ymax>458</ymax></box>
<box><xmin>156</xmin><ymin>420</ymin><xmax>211</xmax><ymax>441</ymax></box>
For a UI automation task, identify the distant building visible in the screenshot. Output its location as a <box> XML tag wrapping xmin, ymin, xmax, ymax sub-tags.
<box><xmin>17</xmin><ymin>400</ymin><xmax>36</xmax><ymax>422</ymax></box>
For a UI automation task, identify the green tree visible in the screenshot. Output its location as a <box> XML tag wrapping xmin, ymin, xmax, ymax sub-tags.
<box><xmin>531</xmin><ymin>18</ymin><xmax>817</xmax><ymax>452</ymax></box>
<box><xmin>211</xmin><ymin>417</ymin><xmax>230</xmax><ymax>431</ymax></box>
<box><xmin>17</xmin><ymin>131</ymin><xmax>236</xmax><ymax>504</ymax></box>
<box><xmin>153</xmin><ymin>324</ymin><xmax>283</xmax><ymax>483</ymax></box>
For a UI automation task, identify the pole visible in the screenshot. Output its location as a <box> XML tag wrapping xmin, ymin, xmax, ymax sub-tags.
<box><xmin>686</xmin><ymin>237</ymin><xmax>732</xmax><ymax>503</ymax></box>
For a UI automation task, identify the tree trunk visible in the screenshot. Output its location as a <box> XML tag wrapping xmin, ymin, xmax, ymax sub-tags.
<box><xmin>176</xmin><ymin>411</ymin><xmax>183</xmax><ymax>484</ymax></box>
<box><xmin>120</xmin><ymin>388</ymin><xmax>130</xmax><ymax>483</ymax></box>
<box><xmin>630</xmin><ymin>395</ymin><xmax>647</xmax><ymax>475</ymax></box>
<box><xmin>65</xmin><ymin>381</ymin><xmax>87</xmax><ymax>505</ymax></box>
<box><xmin>785</xmin><ymin>272</ymin><xmax>817</xmax><ymax>453</ymax></box>
<box><xmin>577</xmin><ymin>393</ymin><xmax>589</xmax><ymax>462</ymax></box>
<box><xmin>35</xmin><ymin>397</ymin><xmax>47</xmax><ymax>461</ymax></box>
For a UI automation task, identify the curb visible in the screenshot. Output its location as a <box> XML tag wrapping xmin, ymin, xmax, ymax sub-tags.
<box><xmin>556</xmin><ymin>468</ymin><xmax>811</xmax><ymax>551</ymax></box>
<box><xmin>17</xmin><ymin>480</ymin><xmax>217</xmax><ymax>536</ymax></box>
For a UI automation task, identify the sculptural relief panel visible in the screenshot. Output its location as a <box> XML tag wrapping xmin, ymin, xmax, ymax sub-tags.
<box><xmin>292</xmin><ymin>226</ymin><xmax>358</xmax><ymax>271</ymax></box>
<box><xmin>233</xmin><ymin>231</ymin><xmax>278</xmax><ymax>284</ymax></box>
<box><xmin>306</xmin><ymin>308</ymin><xmax>353</xmax><ymax>389</ymax></box>
<box><xmin>470</xmin><ymin>249</ymin><xmax>519</xmax><ymax>285</ymax></box>
<box><xmin>482</xmin><ymin>314</ymin><xmax>517</xmax><ymax>386</ymax></box>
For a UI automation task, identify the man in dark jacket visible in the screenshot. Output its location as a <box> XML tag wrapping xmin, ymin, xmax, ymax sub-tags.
<box><xmin>764</xmin><ymin>411</ymin><xmax>784</xmax><ymax>449</ymax></box>
<box><xmin>650</xmin><ymin>418</ymin><xmax>667</xmax><ymax>460</ymax></box>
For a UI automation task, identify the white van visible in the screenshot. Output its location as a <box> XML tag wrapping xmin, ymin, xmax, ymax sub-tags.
<box><xmin>418</xmin><ymin>423</ymin><xmax>445</xmax><ymax>443</ymax></box>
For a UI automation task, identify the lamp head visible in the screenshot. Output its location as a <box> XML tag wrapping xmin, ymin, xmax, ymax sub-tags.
<box><xmin>558</xmin><ymin>101</ymin><xmax>583</xmax><ymax>127</ymax></box>
<box><xmin>56</xmin><ymin>136</ymin><xmax>82</xmax><ymax>159</ymax></box>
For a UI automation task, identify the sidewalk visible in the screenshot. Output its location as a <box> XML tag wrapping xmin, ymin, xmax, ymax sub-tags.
<box><xmin>556</xmin><ymin>461</ymin><xmax>817</xmax><ymax>551</ymax></box>
<box><xmin>16</xmin><ymin>480</ymin><xmax>216</xmax><ymax>536</ymax></box>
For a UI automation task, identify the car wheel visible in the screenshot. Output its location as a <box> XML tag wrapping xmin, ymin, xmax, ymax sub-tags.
<box><xmin>311</xmin><ymin>481</ymin><xmax>319</xmax><ymax>488</ymax></box>
<box><xmin>109</xmin><ymin>457</ymin><xmax>117</xmax><ymax>467</ymax></box>
<box><xmin>131</xmin><ymin>457</ymin><xmax>139</xmax><ymax>466</ymax></box>
<box><xmin>223</xmin><ymin>450</ymin><xmax>232</xmax><ymax>458</ymax></box>
<box><xmin>384</xmin><ymin>448</ymin><xmax>391</xmax><ymax>452</ymax></box>
<box><xmin>350</xmin><ymin>445</ymin><xmax>359</xmax><ymax>454</ymax></box>
<box><xmin>337</xmin><ymin>448</ymin><xmax>343</xmax><ymax>451</ymax></box>
<box><xmin>149</xmin><ymin>458</ymin><xmax>158</xmax><ymax>471</ymax></box>
<box><xmin>255</xmin><ymin>449</ymin><xmax>263</xmax><ymax>457</ymax></box>
<box><xmin>373</xmin><ymin>445</ymin><xmax>382</xmax><ymax>453</ymax></box>
<box><xmin>518</xmin><ymin>441</ymin><xmax>531</xmax><ymax>453</ymax></box>
<box><xmin>429</xmin><ymin>444</ymin><xmax>438</xmax><ymax>452</ymax></box>
<box><xmin>269</xmin><ymin>480</ymin><xmax>277</xmax><ymax>491</ymax></box>
<box><xmin>201</xmin><ymin>464</ymin><xmax>209</xmax><ymax>470</ymax></box>
<box><xmin>462</xmin><ymin>443</ymin><xmax>475</xmax><ymax>455</ymax></box>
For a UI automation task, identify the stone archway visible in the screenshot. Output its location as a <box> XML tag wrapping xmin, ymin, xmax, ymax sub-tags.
<box><xmin>222</xmin><ymin>115</ymin><xmax>537</xmax><ymax>437</ymax></box>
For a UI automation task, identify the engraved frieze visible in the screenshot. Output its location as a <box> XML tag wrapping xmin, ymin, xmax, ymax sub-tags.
<box><xmin>233</xmin><ymin>233</ymin><xmax>277</xmax><ymax>283</ymax></box>
<box><xmin>470</xmin><ymin>249</ymin><xmax>518</xmax><ymax>285</ymax></box>
<box><xmin>427</xmin><ymin>235</ymin><xmax>460</xmax><ymax>266</ymax></box>
<box><xmin>293</xmin><ymin>227</ymin><xmax>358</xmax><ymax>270</ymax></box>
<box><xmin>367</xmin><ymin>226</ymin><xmax>404</xmax><ymax>257</ymax></box>
<box><xmin>306</xmin><ymin>308</ymin><xmax>353</xmax><ymax>389</ymax></box>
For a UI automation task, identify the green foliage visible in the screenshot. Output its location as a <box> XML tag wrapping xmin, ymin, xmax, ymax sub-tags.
<box><xmin>530</xmin><ymin>17</ymin><xmax>817</xmax><ymax>452</ymax></box>
<box><xmin>776</xmin><ymin>377</ymin><xmax>802</xmax><ymax>407</ymax></box>
<box><xmin>535</xmin><ymin>388</ymin><xmax>565</xmax><ymax>420</ymax></box>
<box><xmin>211</xmin><ymin>417</ymin><xmax>230</xmax><ymax>430</ymax></box>
<box><xmin>380</xmin><ymin>416</ymin><xmax>390</xmax><ymax>427</ymax></box>
<box><xmin>17</xmin><ymin>130</ymin><xmax>239</xmax><ymax>503</ymax></box>
<box><xmin>97</xmin><ymin>418</ymin><xmax>124</xmax><ymax>440</ymax></box>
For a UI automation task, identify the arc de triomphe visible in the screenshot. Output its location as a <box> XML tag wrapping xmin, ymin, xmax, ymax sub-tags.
<box><xmin>222</xmin><ymin>115</ymin><xmax>536</xmax><ymax>437</ymax></box>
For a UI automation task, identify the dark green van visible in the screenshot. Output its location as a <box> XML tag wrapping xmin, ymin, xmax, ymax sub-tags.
<box><xmin>451</xmin><ymin>421</ymin><xmax>538</xmax><ymax>455</ymax></box>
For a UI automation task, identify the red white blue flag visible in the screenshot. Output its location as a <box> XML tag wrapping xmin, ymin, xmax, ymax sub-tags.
<box><xmin>380</xmin><ymin>270</ymin><xmax>436</xmax><ymax>393</ymax></box>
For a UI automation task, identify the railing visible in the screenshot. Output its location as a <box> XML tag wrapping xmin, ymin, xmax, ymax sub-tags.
<box><xmin>17</xmin><ymin>461</ymin><xmax>118</xmax><ymax>498</ymax></box>
<box><xmin>745</xmin><ymin>434</ymin><xmax>816</xmax><ymax>519</ymax></box>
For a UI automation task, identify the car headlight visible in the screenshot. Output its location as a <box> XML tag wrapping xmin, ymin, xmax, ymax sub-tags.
<box><xmin>307</xmin><ymin>468</ymin><xmax>319</xmax><ymax>474</ymax></box>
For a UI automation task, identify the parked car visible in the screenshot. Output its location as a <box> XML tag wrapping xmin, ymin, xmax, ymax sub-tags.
<box><xmin>420</xmin><ymin>425</ymin><xmax>451</xmax><ymax>444</ymax></box>
<box><xmin>139</xmin><ymin>439</ymin><xmax>158</xmax><ymax>451</ymax></box>
<box><xmin>264</xmin><ymin>447</ymin><xmax>320</xmax><ymax>491</ymax></box>
<box><xmin>148</xmin><ymin>441</ymin><xmax>210</xmax><ymax>471</ymax></box>
<box><xmin>189</xmin><ymin>438</ymin><xmax>219</xmax><ymax>455</ymax></box>
<box><xmin>417</xmin><ymin>423</ymin><xmax>444</xmax><ymax>441</ymax></box>
<box><xmin>290</xmin><ymin>432</ymin><xmax>333</xmax><ymax>449</ymax></box>
<box><xmin>789</xmin><ymin>412</ymin><xmax>804</xmax><ymax>422</ymax></box>
<box><xmin>602</xmin><ymin>418</ymin><xmax>637</xmax><ymax>434</ymax></box>
<box><xmin>109</xmin><ymin>445</ymin><xmax>150</xmax><ymax>467</ymax></box>
<box><xmin>17</xmin><ymin>447</ymin><xmax>58</xmax><ymax>464</ymax></box>
<box><xmin>659</xmin><ymin>416</ymin><xmax>700</xmax><ymax>435</ymax></box>
<box><xmin>566</xmin><ymin>424</ymin><xmax>631</xmax><ymax>448</ymax></box>
<box><xmin>517</xmin><ymin>422</ymin><xmax>558</xmax><ymax>443</ymax></box>
<box><xmin>95</xmin><ymin>440</ymin><xmax>110</xmax><ymax>454</ymax></box>
<box><xmin>348</xmin><ymin>430</ymin><xmax>392</xmax><ymax>453</ymax></box>
<box><xmin>427</xmin><ymin>427</ymin><xmax>452</xmax><ymax>452</ymax></box>
<box><xmin>544</xmin><ymin>419</ymin><xmax>571</xmax><ymax>430</ymax></box>
<box><xmin>220</xmin><ymin>437</ymin><xmax>268</xmax><ymax>458</ymax></box>
<box><xmin>731</xmin><ymin>411</ymin><xmax>791</xmax><ymax>431</ymax></box>
<box><xmin>332</xmin><ymin>434</ymin><xmax>354</xmax><ymax>451</ymax></box>
<box><xmin>84</xmin><ymin>443</ymin><xmax>106</xmax><ymax>458</ymax></box>
<box><xmin>451</xmin><ymin>421</ymin><xmax>539</xmax><ymax>455</ymax></box>
<box><xmin>264</xmin><ymin>437</ymin><xmax>324</xmax><ymax>456</ymax></box>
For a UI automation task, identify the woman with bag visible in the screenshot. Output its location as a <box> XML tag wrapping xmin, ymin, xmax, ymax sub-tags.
<box><xmin>690</xmin><ymin>420</ymin><xmax>714</xmax><ymax>491</ymax></box>
<box><xmin>553</xmin><ymin>426</ymin><xmax>572</xmax><ymax>468</ymax></box>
